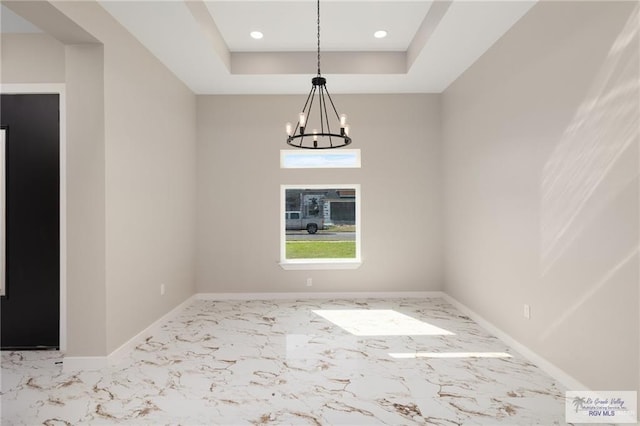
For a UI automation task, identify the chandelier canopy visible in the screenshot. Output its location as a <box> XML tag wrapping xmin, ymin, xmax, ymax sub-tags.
<box><xmin>285</xmin><ymin>0</ymin><xmax>351</xmax><ymax>149</ymax></box>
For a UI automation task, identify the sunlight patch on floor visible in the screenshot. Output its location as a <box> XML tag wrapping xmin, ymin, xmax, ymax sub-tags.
<box><xmin>312</xmin><ymin>309</ymin><xmax>455</xmax><ymax>336</ymax></box>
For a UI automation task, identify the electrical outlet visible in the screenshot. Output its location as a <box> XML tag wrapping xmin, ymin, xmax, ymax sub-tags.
<box><xmin>306</xmin><ymin>278</ymin><xmax>313</xmax><ymax>287</ymax></box>
<box><xmin>160</xmin><ymin>284</ymin><xmax>166</xmax><ymax>296</ymax></box>
<box><xmin>523</xmin><ymin>304</ymin><xmax>531</xmax><ymax>319</ymax></box>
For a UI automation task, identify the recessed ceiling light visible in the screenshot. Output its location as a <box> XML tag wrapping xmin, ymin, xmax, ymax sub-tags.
<box><xmin>250</xmin><ymin>31</ymin><xmax>264</xmax><ymax>40</ymax></box>
<box><xmin>374</xmin><ymin>30</ymin><xmax>388</xmax><ymax>39</ymax></box>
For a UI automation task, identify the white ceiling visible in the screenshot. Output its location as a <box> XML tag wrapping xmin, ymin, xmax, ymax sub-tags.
<box><xmin>205</xmin><ymin>1</ymin><xmax>433</xmax><ymax>52</ymax></box>
<box><xmin>2</xmin><ymin>1</ymin><xmax>537</xmax><ymax>95</ymax></box>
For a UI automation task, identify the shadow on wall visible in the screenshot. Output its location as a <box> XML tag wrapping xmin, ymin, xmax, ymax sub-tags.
<box><xmin>539</xmin><ymin>5</ymin><xmax>639</xmax><ymax>341</ymax></box>
<box><xmin>540</xmin><ymin>4</ymin><xmax>639</xmax><ymax>276</ymax></box>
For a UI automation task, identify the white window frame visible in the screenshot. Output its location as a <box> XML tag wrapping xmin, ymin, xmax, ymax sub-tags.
<box><xmin>280</xmin><ymin>149</ymin><xmax>361</xmax><ymax>169</ymax></box>
<box><xmin>280</xmin><ymin>184</ymin><xmax>361</xmax><ymax>270</ymax></box>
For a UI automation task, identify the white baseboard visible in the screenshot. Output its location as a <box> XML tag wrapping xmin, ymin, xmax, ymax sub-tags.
<box><xmin>196</xmin><ymin>291</ymin><xmax>446</xmax><ymax>300</ymax></box>
<box><xmin>107</xmin><ymin>294</ymin><xmax>197</xmax><ymax>366</ymax></box>
<box><xmin>63</xmin><ymin>294</ymin><xmax>197</xmax><ymax>371</ymax></box>
<box><xmin>441</xmin><ymin>294</ymin><xmax>589</xmax><ymax>391</ymax></box>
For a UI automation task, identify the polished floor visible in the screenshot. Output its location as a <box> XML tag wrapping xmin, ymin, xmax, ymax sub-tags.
<box><xmin>1</xmin><ymin>298</ymin><xmax>570</xmax><ymax>425</ymax></box>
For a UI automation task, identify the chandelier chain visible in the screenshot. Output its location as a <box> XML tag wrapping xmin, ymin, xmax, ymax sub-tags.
<box><xmin>285</xmin><ymin>0</ymin><xmax>351</xmax><ymax>149</ymax></box>
<box><xmin>317</xmin><ymin>0</ymin><xmax>321</xmax><ymax>76</ymax></box>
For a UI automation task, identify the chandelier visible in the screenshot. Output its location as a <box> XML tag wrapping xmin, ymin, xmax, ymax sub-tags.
<box><xmin>285</xmin><ymin>0</ymin><xmax>351</xmax><ymax>149</ymax></box>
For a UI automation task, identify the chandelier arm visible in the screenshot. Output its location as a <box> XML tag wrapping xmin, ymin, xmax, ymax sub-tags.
<box><xmin>304</xmin><ymin>85</ymin><xmax>318</xmax><ymax>139</ymax></box>
<box><xmin>318</xmin><ymin>85</ymin><xmax>326</xmax><ymax>135</ymax></box>
<box><xmin>323</xmin><ymin>85</ymin><xmax>342</xmax><ymax>122</ymax></box>
<box><xmin>319</xmin><ymin>85</ymin><xmax>334</xmax><ymax>147</ymax></box>
<box><xmin>296</xmin><ymin>86</ymin><xmax>316</xmax><ymax>135</ymax></box>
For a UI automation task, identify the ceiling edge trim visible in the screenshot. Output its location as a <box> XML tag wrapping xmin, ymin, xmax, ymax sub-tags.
<box><xmin>231</xmin><ymin>51</ymin><xmax>407</xmax><ymax>75</ymax></box>
<box><xmin>407</xmin><ymin>0</ymin><xmax>452</xmax><ymax>70</ymax></box>
<box><xmin>184</xmin><ymin>0</ymin><xmax>231</xmax><ymax>72</ymax></box>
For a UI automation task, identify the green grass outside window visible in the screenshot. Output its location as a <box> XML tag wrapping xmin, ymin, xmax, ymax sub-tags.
<box><xmin>286</xmin><ymin>241</ymin><xmax>356</xmax><ymax>259</ymax></box>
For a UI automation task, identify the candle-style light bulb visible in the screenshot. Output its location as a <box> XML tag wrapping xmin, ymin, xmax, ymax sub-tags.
<box><xmin>344</xmin><ymin>125</ymin><xmax>350</xmax><ymax>136</ymax></box>
<box><xmin>313</xmin><ymin>129</ymin><xmax>318</xmax><ymax>148</ymax></box>
<box><xmin>298</xmin><ymin>112</ymin><xmax>306</xmax><ymax>135</ymax></box>
<box><xmin>339</xmin><ymin>114</ymin><xmax>348</xmax><ymax>128</ymax></box>
<box><xmin>285</xmin><ymin>122</ymin><xmax>293</xmax><ymax>136</ymax></box>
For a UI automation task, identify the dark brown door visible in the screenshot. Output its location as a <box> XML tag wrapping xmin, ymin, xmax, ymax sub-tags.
<box><xmin>1</xmin><ymin>94</ymin><xmax>60</xmax><ymax>349</ymax></box>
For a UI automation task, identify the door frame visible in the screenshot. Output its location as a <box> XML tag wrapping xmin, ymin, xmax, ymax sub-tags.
<box><xmin>0</xmin><ymin>84</ymin><xmax>67</xmax><ymax>351</ymax></box>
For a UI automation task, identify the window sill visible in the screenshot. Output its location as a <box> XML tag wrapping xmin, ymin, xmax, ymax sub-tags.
<box><xmin>279</xmin><ymin>260</ymin><xmax>362</xmax><ymax>270</ymax></box>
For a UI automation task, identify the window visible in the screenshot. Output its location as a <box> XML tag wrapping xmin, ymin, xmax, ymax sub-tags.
<box><xmin>280</xmin><ymin>149</ymin><xmax>361</xmax><ymax>169</ymax></box>
<box><xmin>280</xmin><ymin>184</ymin><xmax>361</xmax><ymax>270</ymax></box>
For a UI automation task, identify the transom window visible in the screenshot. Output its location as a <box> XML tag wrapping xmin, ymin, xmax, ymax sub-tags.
<box><xmin>280</xmin><ymin>149</ymin><xmax>361</xmax><ymax>169</ymax></box>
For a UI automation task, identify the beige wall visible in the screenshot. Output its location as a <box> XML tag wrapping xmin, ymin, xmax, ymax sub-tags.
<box><xmin>197</xmin><ymin>94</ymin><xmax>442</xmax><ymax>293</ymax></box>
<box><xmin>0</xmin><ymin>33</ymin><xmax>65</xmax><ymax>83</ymax></box>
<box><xmin>102</xmin><ymin>38</ymin><xmax>197</xmax><ymax>353</ymax></box>
<box><xmin>65</xmin><ymin>43</ymin><xmax>107</xmax><ymax>356</ymax></box>
<box><xmin>50</xmin><ymin>1</ymin><xmax>198</xmax><ymax>354</ymax></box>
<box><xmin>442</xmin><ymin>1</ymin><xmax>639</xmax><ymax>392</ymax></box>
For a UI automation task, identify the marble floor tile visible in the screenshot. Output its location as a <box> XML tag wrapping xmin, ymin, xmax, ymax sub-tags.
<box><xmin>1</xmin><ymin>298</ymin><xmax>577</xmax><ymax>425</ymax></box>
